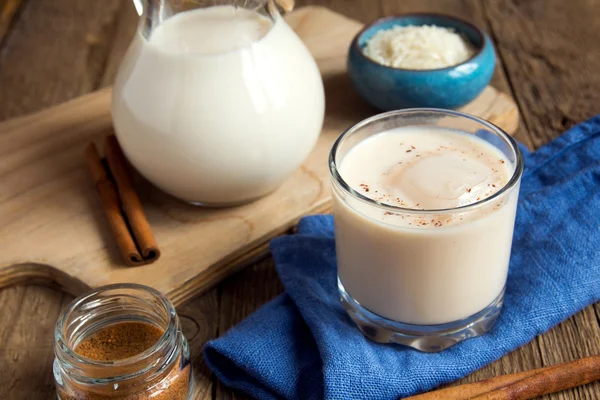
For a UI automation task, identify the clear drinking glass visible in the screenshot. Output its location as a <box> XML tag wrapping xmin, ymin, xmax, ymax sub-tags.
<box><xmin>329</xmin><ymin>109</ymin><xmax>523</xmax><ymax>352</ymax></box>
<box><xmin>113</xmin><ymin>0</ymin><xmax>325</xmax><ymax>206</ymax></box>
<box><xmin>53</xmin><ymin>284</ymin><xmax>192</xmax><ymax>399</ymax></box>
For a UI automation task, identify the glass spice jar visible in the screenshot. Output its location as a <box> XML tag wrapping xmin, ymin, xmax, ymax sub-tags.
<box><xmin>53</xmin><ymin>283</ymin><xmax>193</xmax><ymax>399</ymax></box>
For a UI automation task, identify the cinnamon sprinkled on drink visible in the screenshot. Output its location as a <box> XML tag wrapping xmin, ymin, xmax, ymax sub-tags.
<box><xmin>340</xmin><ymin>128</ymin><xmax>513</xmax><ymax>229</ymax></box>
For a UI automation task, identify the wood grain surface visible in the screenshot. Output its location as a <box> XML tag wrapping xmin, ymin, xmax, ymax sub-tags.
<box><xmin>0</xmin><ymin>1</ymin><xmax>599</xmax><ymax>400</ymax></box>
<box><xmin>0</xmin><ymin>7</ymin><xmax>518</xmax><ymax>306</ymax></box>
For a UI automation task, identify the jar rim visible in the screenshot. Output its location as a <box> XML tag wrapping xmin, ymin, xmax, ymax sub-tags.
<box><xmin>54</xmin><ymin>283</ymin><xmax>179</xmax><ymax>383</ymax></box>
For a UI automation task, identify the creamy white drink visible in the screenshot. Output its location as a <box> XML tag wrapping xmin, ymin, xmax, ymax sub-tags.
<box><xmin>112</xmin><ymin>6</ymin><xmax>325</xmax><ymax>205</ymax></box>
<box><xmin>333</xmin><ymin>126</ymin><xmax>520</xmax><ymax>326</ymax></box>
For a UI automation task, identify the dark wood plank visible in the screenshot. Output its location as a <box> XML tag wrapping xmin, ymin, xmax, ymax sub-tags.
<box><xmin>0</xmin><ymin>0</ymin><xmax>25</xmax><ymax>44</ymax></box>
<box><xmin>484</xmin><ymin>0</ymin><xmax>600</xmax><ymax>150</ymax></box>
<box><xmin>296</xmin><ymin>0</ymin><xmax>383</xmax><ymax>23</ymax></box>
<box><xmin>0</xmin><ymin>286</ymin><xmax>72</xmax><ymax>400</ymax></box>
<box><xmin>178</xmin><ymin>290</ymin><xmax>220</xmax><ymax>400</ymax></box>
<box><xmin>0</xmin><ymin>0</ymin><xmax>122</xmax><ymax>120</ymax></box>
<box><xmin>481</xmin><ymin>1</ymin><xmax>600</xmax><ymax>398</ymax></box>
<box><xmin>534</xmin><ymin>308</ymin><xmax>600</xmax><ymax>400</ymax></box>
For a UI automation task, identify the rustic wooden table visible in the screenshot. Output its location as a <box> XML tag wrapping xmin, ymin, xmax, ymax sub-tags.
<box><xmin>1</xmin><ymin>0</ymin><xmax>599</xmax><ymax>399</ymax></box>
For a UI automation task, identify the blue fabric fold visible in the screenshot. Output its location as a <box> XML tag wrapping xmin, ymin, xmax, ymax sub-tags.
<box><xmin>205</xmin><ymin>115</ymin><xmax>600</xmax><ymax>400</ymax></box>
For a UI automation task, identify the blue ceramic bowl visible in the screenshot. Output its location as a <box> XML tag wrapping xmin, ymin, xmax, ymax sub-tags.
<box><xmin>348</xmin><ymin>14</ymin><xmax>496</xmax><ymax>110</ymax></box>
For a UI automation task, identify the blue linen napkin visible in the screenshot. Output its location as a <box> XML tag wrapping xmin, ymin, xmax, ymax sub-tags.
<box><xmin>204</xmin><ymin>116</ymin><xmax>600</xmax><ymax>400</ymax></box>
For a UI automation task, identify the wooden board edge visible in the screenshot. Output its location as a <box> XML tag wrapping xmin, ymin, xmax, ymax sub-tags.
<box><xmin>0</xmin><ymin>262</ymin><xmax>91</xmax><ymax>298</ymax></box>
<box><xmin>167</xmin><ymin>201</ymin><xmax>333</xmax><ymax>307</ymax></box>
<box><xmin>488</xmin><ymin>92</ymin><xmax>520</xmax><ymax>135</ymax></box>
<box><xmin>0</xmin><ymin>199</ymin><xmax>332</xmax><ymax>304</ymax></box>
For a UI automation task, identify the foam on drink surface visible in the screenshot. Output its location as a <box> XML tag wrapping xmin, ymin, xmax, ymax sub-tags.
<box><xmin>339</xmin><ymin>127</ymin><xmax>512</xmax><ymax>227</ymax></box>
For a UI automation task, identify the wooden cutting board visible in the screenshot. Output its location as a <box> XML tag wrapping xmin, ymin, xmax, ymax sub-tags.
<box><xmin>0</xmin><ymin>6</ymin><xmax>519</xmax><ymax>306</ymax></box>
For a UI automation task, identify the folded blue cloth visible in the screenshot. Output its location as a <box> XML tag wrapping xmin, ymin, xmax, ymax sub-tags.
<box><xmin>204</xmin><ymin>116</ymin><xmax>600</xmax><ymax>400</ymax></box>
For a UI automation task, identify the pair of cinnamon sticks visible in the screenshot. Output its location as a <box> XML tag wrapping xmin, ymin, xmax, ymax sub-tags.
<box><xmin>84</xmin><ymin>135</ymin><xmax>160</xmax><ymax>266</ymax></box>
<box><xmin>406</xmin><ymin>354</ymin><xmax>600</xmax><ymax>399</ymax></box>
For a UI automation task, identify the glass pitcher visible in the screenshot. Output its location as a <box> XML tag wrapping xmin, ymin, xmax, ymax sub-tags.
<box><xmin>112</xmin><ymin>0</ymin><xmax>325</xmax><ymax>206</ymax></box>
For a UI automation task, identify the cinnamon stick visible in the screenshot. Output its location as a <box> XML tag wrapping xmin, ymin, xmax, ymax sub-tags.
<box><xmin>404</xmin><ymin>369</ymin><xmax>546</xmax><ymax>400</ymax></box>
<box><xmin>405</xmin><ymin>354</ymin><xmax>600</xmax><ymax>400</ymax></box>
<box><xmin>103</xmin><ymin>135</ymin><xmax>160</xmax><ymax>264</ymax></box>
<box><xmin>472</xmin><ymin>355</ymin><xmax>600</xmax><ymax>399</ymax></box>
<box><xmin>84</xmin><ymin>143</ymin><xmax>146</xmax><ymax>266</ymax></box>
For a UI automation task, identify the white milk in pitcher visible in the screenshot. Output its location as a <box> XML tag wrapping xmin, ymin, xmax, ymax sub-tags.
<box><xmin>112</xmin><ymin>6</ymin><xmax>325</xmax><ymax>205</ymax></box>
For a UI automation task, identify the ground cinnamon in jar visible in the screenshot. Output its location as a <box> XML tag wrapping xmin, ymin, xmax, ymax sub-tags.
<box><xmin>75</xmin><ymin>322</ymin><xmax>163</xmax><ymax>361</ymax></box>
<box><xmin>54</xmin><ymin>284</ymin><xmax>192</xmax><ymax>400</ymax></box>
